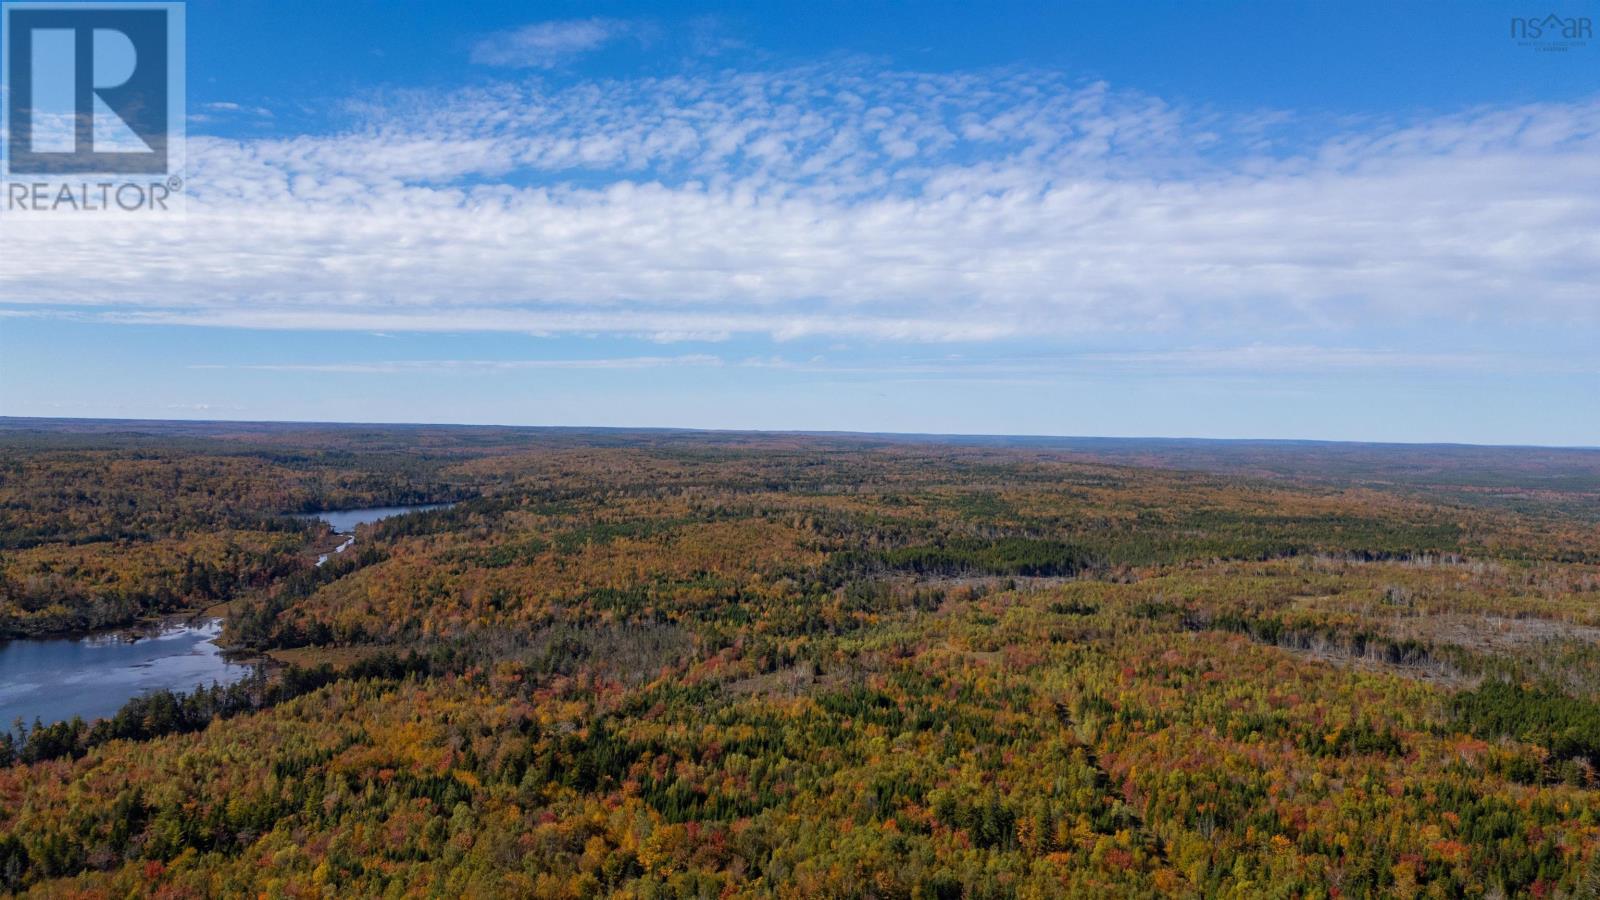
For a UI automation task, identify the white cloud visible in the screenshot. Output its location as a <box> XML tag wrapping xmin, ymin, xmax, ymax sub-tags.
<box><xmin>202</xmin><ymin>101</ymin><xmax>273</xmax><ymax>118</ymax></box>
<box><xmin>183</xmin><ymin>347</ymin><xmax>1583</xmax><ymax>381</ymax></box>
<box><xmin>750</xmin><ymin>347</ymin><xmax>1581</xmax><ymax>377</ymax></box>
<box><xmin>191</xmin><ymin>355</ymin><xmax>723</xmax><ymax>374</ymax></box>
<box><xmin>1</xmin><ymin>66</ymin><xmax>1597</xmax><ymax>350</ymax></box>
<box><xmin>469</xmin><ymin>19</ymin><xmax>639</xmax><ymax>69</ymax></box>
<box><xmin>163</xmin><ymin>402</ymin><xmax>247</xmax><ymax>411</ymax></box>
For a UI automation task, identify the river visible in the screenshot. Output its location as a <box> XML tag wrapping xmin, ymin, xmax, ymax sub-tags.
<box><xmin>302</xmin><ymin>503</ymin><xmax>453</xmax><ymax>534</ymax></box>
<box><xmin>302</xmin><ymin>502</ymin><xmax>453</xmax><ymax>565</ymax></box>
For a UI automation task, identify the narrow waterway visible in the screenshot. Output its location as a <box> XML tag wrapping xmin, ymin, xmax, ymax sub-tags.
<box><xmin>302</xmin><ymin>502</ymin><xmax>452</xmax><ymax>565</ymax></box>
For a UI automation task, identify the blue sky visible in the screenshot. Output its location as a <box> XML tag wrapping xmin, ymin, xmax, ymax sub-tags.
<box><xmin>1</xmin><ymin>0</ymin><xmax>1597</xmax><ymax>444</ymax></box>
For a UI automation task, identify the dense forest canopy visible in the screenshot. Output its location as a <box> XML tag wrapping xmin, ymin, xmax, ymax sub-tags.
<box><xmin>1</xmin><ymin>418</ymin><xmax>1599</xmax><ymax>897</ymax></box>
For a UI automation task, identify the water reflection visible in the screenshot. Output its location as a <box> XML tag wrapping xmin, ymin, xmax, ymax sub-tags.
<box><xmin>0</xmin><ymin>620</ymin><xmax>252</xmax><ymax>730</ymax></box>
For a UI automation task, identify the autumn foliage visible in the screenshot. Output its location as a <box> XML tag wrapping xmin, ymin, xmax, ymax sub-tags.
<box><xmin>2</xmin><ymin>422</ymin><xmax>1599</xmax><ymax>897</ymax></box>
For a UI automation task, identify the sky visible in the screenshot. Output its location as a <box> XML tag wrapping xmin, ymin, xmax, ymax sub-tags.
<box><xmin>1</xmin><ymin>0</ymin><xmax>1597</xmax><ymax>445</ymax></box>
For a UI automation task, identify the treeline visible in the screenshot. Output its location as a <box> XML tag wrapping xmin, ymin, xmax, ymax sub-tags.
<box><xmin>0</xmin><ymin>537</ymin><xmax>307</xmax><ymax>640</ymax></box>
<box><xmin>1192</xmin><ymin>610</ymin><xmax>1443</xmax><ymax>669</ymax></box>
<box><xmin>1453</xmin><ymin>680</ymin><xmax>1600</xmax><ymax>773</ymax></box>
<box><xmin>832</xmin><ymin>537</ymin><xmax>1100</xmax><ymax>579</ymax></box>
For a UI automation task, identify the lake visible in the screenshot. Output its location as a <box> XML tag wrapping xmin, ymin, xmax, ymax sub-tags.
<box><xmin>0</xmin><ymin>504</ymin><xmax>456</xmax><ymax>730</ymax></box>
<box><xmin>303</xmin><ymin>503</ymin><xmax>454</xmax><ymax>566</ymax></box>
<box><xmin>301</xmin><ymin>503</ymin><xmax>453</xmax><ymax>534</ymax></box>
<box><xmin>0</xmin><ymin>620</ymin><xmax>252</xmax><ymax>731</ymax></box>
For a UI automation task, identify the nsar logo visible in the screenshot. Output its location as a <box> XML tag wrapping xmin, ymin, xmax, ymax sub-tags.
<box><xmin>1510</xmin><ymin>12</ymin><xmax>1593</xmax><ymax>51</ymax></box>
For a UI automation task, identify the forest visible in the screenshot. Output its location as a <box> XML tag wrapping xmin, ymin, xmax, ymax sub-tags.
<box><xmin>1</xmin><ymin>418</ymin><xmax>1599</xmax><ymax>898</ymax></box>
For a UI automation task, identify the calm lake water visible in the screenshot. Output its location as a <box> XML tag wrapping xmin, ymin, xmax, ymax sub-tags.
<box><xmin>0</xmin><ymin>620</ymin><xmax>252</xmax><ymax>731</ymax></box>
<box><xmin>0</xmin><ymin>505</ymin><xmax>456</xmax><ymax>730</ymax></box>
<box><xmin>302</xmin><ymin>503</ymin><xmax>452</xmax><ymax>534</ymax></box>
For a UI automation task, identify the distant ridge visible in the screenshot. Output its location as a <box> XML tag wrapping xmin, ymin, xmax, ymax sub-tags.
<box><xmin>1</xmin><ymin>415</ymin><xmax>1596</xmax><ymax>453</ymax></box>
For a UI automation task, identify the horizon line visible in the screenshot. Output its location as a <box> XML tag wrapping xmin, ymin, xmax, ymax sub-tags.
<box><xmin>2</xmin><ymin>415</ymin><xmax>1596</xmax><ymax>453</ymax></box>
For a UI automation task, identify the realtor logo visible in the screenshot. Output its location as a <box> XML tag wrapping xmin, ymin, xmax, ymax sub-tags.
<box><xmin>2</xmin><ymin>1</ymin><xmax>184</xmax><ymax>211</ymax></box>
